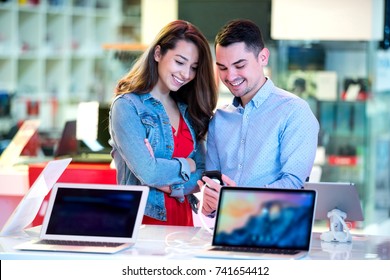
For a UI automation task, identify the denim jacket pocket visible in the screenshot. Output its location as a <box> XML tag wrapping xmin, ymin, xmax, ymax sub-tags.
<box><xmin>140</xmin><ymin>114</ymin><xmax>157</xmax><ymax>128</ymax></box>
<box><xmin>140</xmin><ymin>114</ymin><xmax>159</xmax><ymax>144</ymax></box>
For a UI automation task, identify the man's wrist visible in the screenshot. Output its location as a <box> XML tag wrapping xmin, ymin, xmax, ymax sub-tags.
<box><xmin>205</xmin><ymin>210</ymin><xmax>216</xmax><ymax>218</ymax></box>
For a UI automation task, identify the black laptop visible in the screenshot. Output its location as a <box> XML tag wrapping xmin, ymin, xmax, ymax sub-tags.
<box><xmin>55</xmin><ymin>111</ymin><xmax>112</xmax><ymax>163</ymax></box>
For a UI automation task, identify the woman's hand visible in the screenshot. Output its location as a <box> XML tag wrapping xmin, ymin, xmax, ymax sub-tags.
<box><xmin>146</xmin><ymin>138</ymin><xmax>196</xmax><ymax>173</ymax></box>
<box><xmin>144</xmin><ymin>139</ymin><xmax>154</xmax><ymax>157</ymax></box>
<box><xmin>186</xmin><ymin>158</ymin><xmax>196</xmax><ymax>173</ymax></box>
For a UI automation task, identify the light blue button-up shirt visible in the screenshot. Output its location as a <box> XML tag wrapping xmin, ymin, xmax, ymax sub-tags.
<box><xmin>206</xmin><ymin>79</ymin><xmax>319</xmax><ymax>189</ymax></box>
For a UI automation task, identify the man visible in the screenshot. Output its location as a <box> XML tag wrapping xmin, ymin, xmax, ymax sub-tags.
<box><xmin>199</xmin><ymin>19</ymin><xmax>319</xmax><ymax>216</ymax></box>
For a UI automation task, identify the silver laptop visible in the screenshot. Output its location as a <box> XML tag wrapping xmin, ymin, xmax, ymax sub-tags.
<box><xmin>0</xmin><ymin>158</ymin><xmax>72</xmax><ymax>236</ymax></box>
<box><xmin>196</xmin><ymin>186</ymin><xmax>317</xmax><ymax>260</ymax></box>
<box><xmin>15</xmin><ymin>183</ymin><xmax>149</xmax><ymax>254</ymax></box>
<box><xmin>304</xmin><ymin>182</ymin><xmax>364</xmax><ymax>221</ymax></box>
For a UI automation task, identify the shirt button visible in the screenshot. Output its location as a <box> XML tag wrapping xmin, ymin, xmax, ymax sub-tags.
<box><xmin>241</xmin><ymin>139</ymin><xmax>245</xmax><ymax>144</ymax></box>
<box><xmin>238</xmin><ymin>164</ymin><xmax>242</xmax><ymax>169</ymax></box>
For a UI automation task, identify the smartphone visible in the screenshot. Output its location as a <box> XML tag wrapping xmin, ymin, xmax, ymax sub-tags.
<box><xmin>202</xmin><ymin>170</ymin><xmax>223</xmax><ymax>185</ymax></box>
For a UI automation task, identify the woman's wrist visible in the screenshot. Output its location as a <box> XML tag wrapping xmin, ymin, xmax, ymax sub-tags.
<box><xmin>159</xmin><ymin>185</ymin><xmax>171</xmax><ymax>194</ymax></box>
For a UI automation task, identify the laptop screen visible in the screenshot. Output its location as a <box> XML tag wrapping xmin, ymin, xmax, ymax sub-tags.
<box><xmin>212</xmin><ymin>187</ymin><xmax>316</xmax><ymax>251</ymax></box>
<box><xmin>97</xmin><ymin>104</ymin><xmax>111</xmax><ymax>149</ymax></box>
<box><xmin>41</xmin><ymin>184</ymin><xmax>149</xmax><ymax>242</ymax></box>
<box><xmin>55</xmin><ymin>120</ymin><xmax>77</xmax><ymax>157</ymax></box>
<box><xmin>0</xmin><ymin>158</ymin><xmax>72</xmax><ymax>236</ymax></box>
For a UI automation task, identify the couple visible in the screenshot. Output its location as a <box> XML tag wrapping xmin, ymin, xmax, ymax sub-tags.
<box><xmin>109</xmin><ymin>19</ymin><xmax>319</xmax><ymax>226</ymax></box>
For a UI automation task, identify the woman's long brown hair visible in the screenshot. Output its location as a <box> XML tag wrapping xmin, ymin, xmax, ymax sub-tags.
<box><xmin>115</xmin><ymin>20</ymin><xmax>218</xmax><ymax>141</ymax></box>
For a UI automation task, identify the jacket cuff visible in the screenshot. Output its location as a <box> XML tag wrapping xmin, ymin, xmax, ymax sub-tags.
<box><xmin>170</xmin><ymin>185</ymin><xmax>184</xmax><ymax>201</ymax></box>
<box><xmin>175</xmin><ymin>157</ymin><xmax>191</xmax><ymax>181</ymax></box>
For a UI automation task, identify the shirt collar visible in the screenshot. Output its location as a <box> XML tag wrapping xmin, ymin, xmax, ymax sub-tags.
<box><xmin>251</xmin><ymin>78</ymin><xmax>273</xmax><ymax>108</ymax></box>
<box><xmin>231</xmin><ymin>78</ymin><xmax>274</xmax><ymax>109</ymax></box>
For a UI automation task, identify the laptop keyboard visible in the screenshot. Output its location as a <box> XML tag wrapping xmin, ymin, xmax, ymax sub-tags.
<box><xmin>36</xmin><ymin>239</ymin><xmax>124</xmax><ymax>248</ymax></box>
<box><xmin>211</xmin><ymin>246</ymin><xmax>300</xmax><ymax>255</ymax></box>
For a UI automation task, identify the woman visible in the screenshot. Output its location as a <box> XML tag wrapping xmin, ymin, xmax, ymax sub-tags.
<box><xmin>109</xmin><ymin>20</ymin><xmax>218</xmax><ymax>226</ymax></box>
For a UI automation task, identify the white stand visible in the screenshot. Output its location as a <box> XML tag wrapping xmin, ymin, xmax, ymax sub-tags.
<box><xmin>321</xmin><ymin>241</ymin><xmax>353</xmax><ymax>260</ymax></box>
<box><xmin>320</xmin><ymin>209</ymin><xmax>352</xmax><ymax>243</ymax></box>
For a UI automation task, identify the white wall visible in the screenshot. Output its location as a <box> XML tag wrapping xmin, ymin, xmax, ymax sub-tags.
<box><xmin>271</xmin><ymin>0</ymin><xmax>384</xmax><ymax>41</ymax></box>
<box><xmin>141</xmin><ymin>0</ymin><xmax>178</xmax><ymax>45</ymax></box>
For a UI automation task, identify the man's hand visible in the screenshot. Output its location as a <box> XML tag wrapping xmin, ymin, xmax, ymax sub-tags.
<box><xmin>197</xmin><ymin>174</ymin><xmax>236</xmax><ymax>216</ymax></box>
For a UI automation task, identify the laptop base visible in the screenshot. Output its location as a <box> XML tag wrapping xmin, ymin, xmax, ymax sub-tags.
<box><xmin>196</xmin><ymin>247</ymin><xmax>308</xmax><ymax>260</ymax></box>
<box><xmin>14</xmin><ymin>241</ymin><xmax>133</xmax><ymax>254</ymax></box>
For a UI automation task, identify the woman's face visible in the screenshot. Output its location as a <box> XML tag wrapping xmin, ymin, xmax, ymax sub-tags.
<box><xmin>154</xmin><ymin>40</ymin><xmax>199</xmax><ymax>93</ymax></box>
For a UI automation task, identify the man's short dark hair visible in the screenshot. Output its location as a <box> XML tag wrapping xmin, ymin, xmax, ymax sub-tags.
<box><xmin>215</xmin><ymin>19</ymin><xmax>265</xmax><ymax>57</ymax></box>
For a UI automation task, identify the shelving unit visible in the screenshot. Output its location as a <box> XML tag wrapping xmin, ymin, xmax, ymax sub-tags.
<box><xmin>119</xmin><ymin>0</ymin><xmax>141</xmax><ymax>43</ymax></box>
<box><xmin>0</xmin><ymin>0</ymin><xmax>123</xmax><ymax>132</ymax></box>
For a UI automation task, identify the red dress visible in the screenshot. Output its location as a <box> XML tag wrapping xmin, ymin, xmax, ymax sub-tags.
<box><xmin>142</xmin><ymin>115</ymin><xmax>194</xmax><ymax>226</ymax></box>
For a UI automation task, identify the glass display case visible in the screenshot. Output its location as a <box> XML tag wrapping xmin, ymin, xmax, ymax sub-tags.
<box><xmin>273</xmin><ymin>40</ymin><xmax>390</xmax><ymax>227</ymax></box>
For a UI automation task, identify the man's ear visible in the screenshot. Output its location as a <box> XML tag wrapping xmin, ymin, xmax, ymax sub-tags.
<box><xmin>154</xmin><ymin>45</ymin><xmax>161</xmax><ymax>62</ymax></box>
<box><xmin>258</xmin><ymin>48</ymin><xmax>270</xmax><ymax>66</ymax></box>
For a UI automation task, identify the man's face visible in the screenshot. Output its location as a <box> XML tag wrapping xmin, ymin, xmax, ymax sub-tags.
<box><xmin>215</xmin><ymin>42</ymin><xmax>269</xmax><ymax>105</ymax></box>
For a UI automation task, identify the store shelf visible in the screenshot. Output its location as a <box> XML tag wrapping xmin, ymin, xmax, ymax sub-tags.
<box><xmin>0</xmin><ymin>0</ymin><xmax>125</xmax><ymax>131</ymax></box>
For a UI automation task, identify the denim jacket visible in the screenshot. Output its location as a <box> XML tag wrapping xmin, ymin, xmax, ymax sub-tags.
<box><xmin>109</xmin><ymin>93</ymin><xmax>204</xmax><ymax>221</ymax></box>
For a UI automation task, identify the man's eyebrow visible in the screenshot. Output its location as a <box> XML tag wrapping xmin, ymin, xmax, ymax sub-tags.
<box><xmin>232</xmin><ymin>59</ymin><xmax>247</xmax><ymax>65</ymax></box>
<box><xmin>216</xmin><ymin>59</ymin><xmax>247</xmax><ymax>67</ymax></box>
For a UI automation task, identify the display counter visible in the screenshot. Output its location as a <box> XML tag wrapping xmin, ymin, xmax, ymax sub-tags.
<box><xmin>0</xmin><ymin>225</ymin><xmax>390</xmax><ymax>260</ymax></box>
<box><xmin>0</xmin><ymin>165</ymin><xmax>29</xmax><ymax>229</ymax></box>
